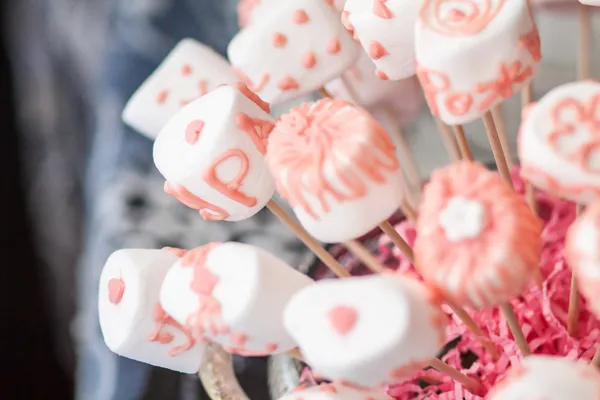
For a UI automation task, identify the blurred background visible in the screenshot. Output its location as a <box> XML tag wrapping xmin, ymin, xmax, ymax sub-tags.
<box><xmin>1</xmin><ymin>0</ymin><xmax>598</xmax><ymax>399</ymax></box>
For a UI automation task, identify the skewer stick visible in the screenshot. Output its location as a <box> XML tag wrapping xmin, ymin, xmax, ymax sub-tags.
<box><xmin>428</xmin><ymin>358</ymin><xmax>485</xmax><ymax>394</ymax></box>
<box><xmin>436</xmin><ymin>119</ymin><xmax>462</xmax><ymax>162</ymax></box>
<box><xmin>452</xmin><ymin>125</ymin><xmax>474</xmax><ymax>161</ymax></box>
<box><xmin>318</xmin><ymin>87</ymin><xmax>334</xmax><ymax>99</ymax></box>
<box><xmin>267</xmin><ymin>200</ymin><xmax>351</xmax><ymax>278</ymax></box>
<box><xmin>592</xmin><ymin>345</ymin><xmax>600</xmax><ymax>367</ymax></box>
<box><xmin>344</xmin><ymin>240</ymin><xmax>386</xmax><ymax>273</ymax></box>
<box><xmin>567</xmin><ymin>204</ymin><xmax>585</xmax><ymax>336</ymax></box>
<box><xmin>491</xmin><ymin>105</ymin><xmax>514</xmax><ymax>168</ymax></box>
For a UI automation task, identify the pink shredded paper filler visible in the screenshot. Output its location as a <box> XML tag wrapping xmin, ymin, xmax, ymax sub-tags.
<box><xmin>305</xmin><ymin>167</ymin><xmax>600</xmax><ymax>399</ymax></box>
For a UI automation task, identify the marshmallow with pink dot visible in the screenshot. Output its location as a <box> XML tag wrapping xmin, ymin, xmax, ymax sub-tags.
<box><xmin>278</xmin><ymin>383</ymin><xmax>393</xmax><ymax>400</ymax></box>
<box><xmin>228</xmin><ymin>0</ymin><xmax>360</xmax><ymax>105</ymax></box>
<box><xmin>122</xmin><ymin>38</ymin><xmax>237</xmax><ymax>140</ymax></box>
<box><xmin>342</xmin><ymin>0</ymin><xmax>421</xmax><ymax>81</ymax></box>
<box><xmin>159</xmin><ymin>242</ymin><xmax>313</xmax><ymax>356</ymax></box>
<box><xmin>283</xmin><ymin>274</ymin><xmax>447</xmax><ymax>388</ymax></box>
<box><xmin>153</xmin><ymin>84</ymin><xmax>276</xmax><ymax>222</ymax></box>
<box><xmin>415</xmin><ymin>0</ymin><xmax>541</xmax><ymax>125</ymax></box>
<box><xmin>98</xmin><ymin>249</ymin><xmax>206</xmax><ymax>374</ymax></box>
<box><xmin>487</xmin><ymin>356</ymin><xmax>600</xmax><ymax>400</ymax></box>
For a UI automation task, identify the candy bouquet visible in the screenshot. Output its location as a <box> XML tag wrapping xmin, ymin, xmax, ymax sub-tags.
<box><xmin>98</xmin><ymin>0</ymin><xmax>600</xmax><ymax>399</ymax></box>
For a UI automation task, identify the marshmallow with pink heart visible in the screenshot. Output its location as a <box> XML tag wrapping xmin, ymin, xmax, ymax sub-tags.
<box><xmin>519</xmin><ymin>81</ymin><xmax>600</xmax><ymax>205</ymax></box>
<box><xmin>98</xmin><ymin>249</ymin><xmax>206</xmax><ymax>374</ymax></box>
<box><xmin>153</xmin><ymin>83</ymin><xmax>276</xmax><ymax>222</ymax></box>
<box><xmin>283</xmin><ymin>274</ymin><xmax>447</xmax><ymax>388</ymax></box>
<box><xmin>342</xmin><ymin>0</ymin><xmax>421</xmax><ymax>81</ymax></box>
<box><xmin>159</xmin><ymin>242</ymin><xmax>313</xmax><ymax>356</ymax></box>
<box><xmin>278</xmin><ymin>383</ymin><xmax>393</xmax><ymax>400</ymax></box>
<box><xmin>122</xmin><ymin>38</ymin><xmax>237</xmax><ymax>139</ymax></box>
<box><xmin>487</xmin><ymin>356</ymin><xmax>600</xmax><ymax>400</ymax></box>
<box><xmin>415</xmin><ymin>0</ymin><xmax>541</xmax><ymax>125</ymax></box>
<box><xmin>266</xmin><ymin>98</ymin><xmax>405</xmax><ymax>243</ymax></box>
<box><xmin>228</xmin><ymin>0</ymin><xmax>360</xmax><ymax>105</ymax></box>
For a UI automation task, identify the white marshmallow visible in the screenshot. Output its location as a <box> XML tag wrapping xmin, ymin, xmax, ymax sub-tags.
<box><xmin>579</xmin><ymin>1</ymin><xmax>600</xmax><ymax>6</ymax></box>
<box><xmin>122</xmin><ymin>39</ymin><xmax>237</xmax><ymax>140</ymax></box>
<box><xmin>519</xmin><ymin>81</ymin><xmax>600</xmax><ymax>204</ymax></box>
<box><xmin>278</xmin><ymin>383</ymin><xmax>393</xmax><ymax>400</ymax></box>
<box><xmin>266</xmin><ymin>99</ymin><xmax>405</xmax><ymax>243</ymax></box>
<box><xmin>415</xmin><ymin>1</ymin><xmax>541</xmax><ymax>125</ymax></box>
<box><xmin>160</xmin><ymin>242</ymin><xmax>313</xmax><ymax>356</ymax></box>
<box><xmin>98</xmin><ymin>249</ymin><xmax>206</xmax><ymax>374</ymax></box>
<box><xmin>228</xmin><ymin>0</ymin><xmax>360</xmax><ymax>105</ymax></box>
<box><xmin>283</xmin><ymin>274</ymin><xmax>447</xmax><ymax>388</ymax></box>
<box><xmin>239</xmin><ymin>0</ymin><xmax>347</xmax><ymax>28</ymax></box>
<box><xmin>343</xmin><ymin>0</ymin><xmax>420</xmax><ymax>81</ymax></box>
<box><xmin>153</xmin><ymin>84</ymin><xmax>276</xmax><ymax>221</ymax></box>
<box><xmin>565</xmin><ymin>203</ymin><xmax>600</xmax><ymax>319</ymax></box>
<box><xmin>487</xmin><ymin>356</ymin><xmax>600</xmax><ymax>400</ymax></box>
<box><xmin>325</xmin><ymin>52</ymin><xmax>413</xmax><ymax>108</ymax></box>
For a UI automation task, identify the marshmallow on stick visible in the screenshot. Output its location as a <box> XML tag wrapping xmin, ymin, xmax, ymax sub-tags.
<box><xmin>278</xmin><ymin>383</ymin><xmax>393</xmax><ymax>400</ymax></box>
<box><xmin>238</xmin><ymin>0</ymin><xmax>347</xmax><ymax>28</ymax></box>
<box><xmin>160</xmin><ymin>242</ymin><xmax>313</xmax><ymax>356</ymax></box>
<box><xmin>415</xmin><ymin>0</ymin><xmax>541</xmax><ymax>125</ymax></box>
<box><xmin>519</xmin><ymin>81</ymin><xmax>600</xmax><ymax>205</ymax></box>
<box><xmin>342</xmin><ymin>0</ymin><xmax>421</xmax><ymax>81</ymax></box>
<box><xmin>415</xmin><ymin>161</ymin><xmax>543</xmax><ymax>310</ymax></box>
<box><xmin>566</xmin><ymin>203</ymin><xmax>600</xmax><ymax>318</ymax></box>
<box><xmin>487</xmin><ymin>356</ymin><xmax>600</xmax><ymax>399</ymax></box>
<box><xmin>98</xmin><ymin>249</ymin><xmax>206</xmax><ymax>374</ymax></box>
<box><xmin>284</xmin><ymin>274</ymin><xmax>447</xmax><ymax>388</ymax></box>
<box><xmin>266</xmin><ymin>98</ymin><xmax>405</xmax><ymax>243</ymax></box>
<box><xmin>123</xmin><ymin>38</ymin><xmax>237</xmax><ymax>139</ymax></box>
<box><xmin>228</xmin><ymin>0</ymin><xmax>360</xmax><ymax>105</ymax></box>
<box><xmin>153</xmin><ymin>83</ymin><xmax>275</xmax><ymax>222</ymax></box>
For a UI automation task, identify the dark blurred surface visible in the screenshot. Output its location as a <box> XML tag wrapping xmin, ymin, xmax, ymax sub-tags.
<box><xmin>0</xmin><ymin>0</ymin><xmax>73</xmax><ymax>396</ymax></box>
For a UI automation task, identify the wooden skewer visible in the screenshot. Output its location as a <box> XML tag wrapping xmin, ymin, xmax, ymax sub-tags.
<box><xmin>452</xmin><ymin>125</ymin><xmax>474</xmax><ymax>161</ymax></box>
<box><xmin>591</xmin><ymin>344</ymin><xmax>600</xmax><ymax>367</ymax></box>
<box><xmin>318</xmin><ymin>86</ymin><xmax>334</xmax><ymax>99</ymax></box>
<box><xmin>491</xmin><ymin>105</ymin><xmax>514</xmax><ymax>168</ymax></box>
<box><xmin>481</xmin><ymin>112</ymin><xmax>532</xmax><ymax>356</ymax></box>
<box><xmin>428</xmin><ymin>358</ymin><xmax>484</xmax><ymax>394</ymax></box>
<box><xmin>436</xmin><ymin>118</ymin><xmax>462</xmax><ymax>162</ymax></box>
<box><xmin>267</xmin><ymin>200</ymin><xmax>351</xmax><ymax>278</ymax></box>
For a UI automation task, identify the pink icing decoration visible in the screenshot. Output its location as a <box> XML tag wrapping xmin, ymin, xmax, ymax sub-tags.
<box><xmin>278</xmin><ymin>76</ymin><xmax>300</xmax><ymax>91</ymax></box>
<box><xmin>328</xmin><ymin>305</ymin><xmax>358</xmax><ymax>335</ymax></box>
<box><xmin>373</xmin><ymin>0</ymin><xmax>394</xmax><ymax>19</ymax></box>
<box><xmin>273</xmin><ymin>32</ymin><xmax>288</xmax><ymax>48</ymax></box>
<box><xmin>294</xmin><ymin>9</ymin><xmax>310</xmax><ymax>24</ymax></box>
<box><xmin>303</xmin><ymin>52</ymin><xmax>317</xmax><ymax>69</ymax></box>
<box><xmin>185</xmin><ymin>120</ymin><xmax>204</xmax><ymax>145</ymax></box>
<box><xmin>368</xmin><ymin>41</ymin><xmax>388</xmax><ymax>60</ymax></box>
<box><xmin>108</xmin><ymin>278</ymin><xmax>125</xmax><ymax>304</ymax></box>
<box><xmin>327</xmin><ymin>37</ymin><xmax>341</xmax><ymax>54</ymax></box>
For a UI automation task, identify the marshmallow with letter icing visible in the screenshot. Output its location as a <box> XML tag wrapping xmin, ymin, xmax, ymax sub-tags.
<box><xmin>160</xmin><ymin>242</ymin><xmax>313</xmax><ymax>356</ymax></box>
<box><xmin>266</xmin><ymin>98</ymin><xmax>405</xmax><ymax>243</ymax></box>
<box><xmin>487</xmin><ymin>356</ymin><xmax>600</xmax><ymax>400</ymax></box>
<box><xmin>228</xmin><ymin>0</ymin><xmax>359</xmax><ymax>105</ymax></box>
<box><xmin>415</xmin><ymin>161</ymin><xmax>543</xmax><ymax>309</ymax></box>
<box><xmin>415</xmin><ymin>0</ymin><xmax>541</xmax><ymax>125</ymax></box>
<box><xmin>122</xmin><ymin>39</ymin><xmax>237</xmax><ymax>139</ymax></box>
<box><xmin>99</xmin><ymin>249</ymin><xmax>205</xmax><ymax>374</ymax></box>
<box><xmin>238</xmin><ymin>0</ymin><xmax>346</xmax><ymax>28</ymax></box>
<box><xmin>342</xmin><ymin>0</ymin><xmax>420</xmax><ymax>81</ymax></box>
<box><xmin>279</xmin><ymin>383</ymin><xmax>393</xmax><ymax>400</ymax></box>
<box><xmin>154</xmin><ymin>84</ymin><xmax>276</xmax><ymax>222</ymax></box>
<box><xmin>565</xmin><ymin>203</ymin><xmax>600</xmax><ymax>319</ymax></box>
<box><xmin>283</xmin><ymin>274</ymin><xmax>447</xmax><ymax>388</ymax></box>
<box><xmin>519</xmin><ymin>81</ymin><xmax>600</xmax><ymax>204</ymax></box>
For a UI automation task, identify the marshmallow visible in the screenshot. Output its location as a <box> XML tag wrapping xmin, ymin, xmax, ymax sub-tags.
<box><xmin>228</xmin><ymin>0</ymin><xmax>360</xmax><ymax>105</ymax></box>
<box><xmin>487</xmin><ymin>356</ymin><xmax>600</xmax><ymax>400</ymax></box>
<box><xmin>415</xmin><ymin>161</ymin><xmax>543</xmax><ymax>309</ymax></box>
<box><xmin>342</xmin><ymin>0</ymin><xmax>420</xmax><ymax>81</ymax></box>
<box><xmin>153</xmin><ymin>84</ymin><xmax>276</xmax><ymax>222</ymax></box>
<box><xmin>415</xmin><ymin>1</ymin><xmax>541</xmax><ymax>125</ymax></box>
<box><xmin>160</xmin><ymin>242</ymin><xmax>313</xmax><ymax>356</ymax></box>
<box><xmin>283</xmin><ymin>274</ymin><xmax>447</xmax><ymax>388</ymax></box>
<box><xmin>565</xmin><ymin>203</ymin><xmax>600</xmax><ymax>319</ymax></box>
<box><xmin>519</xmin><ymin>81</ymin><xmax>600</xmax><ymax>204</ymax></box>
<box><xmin>266</xmin><ymin>99</ymin><xmax>405</xmax><ymax>243</ymax></box>
<box><xmin>122</xmin><ymin>39</ymin><xmax>237</xmax><ymax>139</ymax></box>
<box><xmin>279</xmin><ymin>383</ymin><xmax>393</xmax><ymax>400</ymax></box>
<box><xmin>580</xmin><ymin>1</ymin><xmax>600</xmax><ymax>5</ymax></box>
<box><xmin>324</xmin><ymin>52</ymin><xmax>415</xmax><ymax>108</ymax></box>
<box><xmin>238</xmin><ymin>0</ymin><xmax>347</xmax><ymax>28</ymax></box>
<box><xmin>98</xmin><ymin>249</ymin><xmax>206</xmax><ymax>373</ymax></box>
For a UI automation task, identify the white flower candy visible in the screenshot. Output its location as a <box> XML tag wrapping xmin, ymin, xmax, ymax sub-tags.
<box><xmin>98</xmin><ymin>249</ymin><xmax>206</xmax><ymax>373</ymax></box>
<box><xmin>122</xmin><ymin>38</ymin><xmax>237</xmax><ymax>139</ymax></box>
